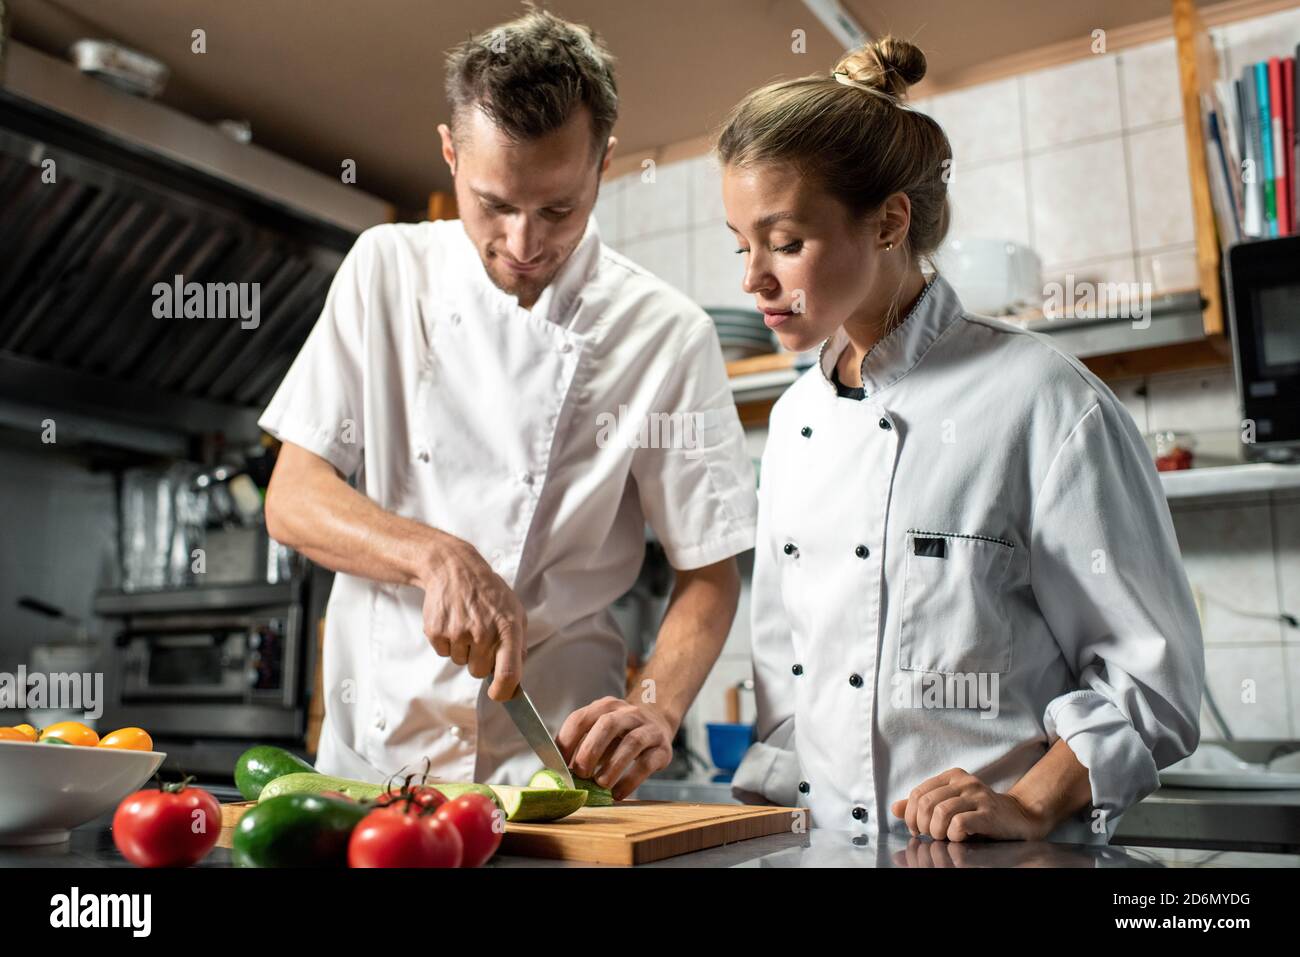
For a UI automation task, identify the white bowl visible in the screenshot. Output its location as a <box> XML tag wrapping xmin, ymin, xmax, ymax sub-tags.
<box><xmin>0</xmin><ymin>740</ymin><xmax>166</xmax><ymax>845</ymax></box>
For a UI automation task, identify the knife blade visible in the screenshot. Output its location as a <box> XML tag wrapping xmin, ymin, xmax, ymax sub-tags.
<box><xmin>499</xmin><ymin>682</ymin><xmax>574</xmax><ymax>789</ymax></box>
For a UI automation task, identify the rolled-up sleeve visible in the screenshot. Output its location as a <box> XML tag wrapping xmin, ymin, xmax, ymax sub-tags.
<box><xmin>733</xmin><ymin>438</ymin><xmax>801</xmax><ymax>808</ymax></box>
<box><xmin>1030</xmin><ymin>399</ymin><xmax>1203</xmax><ymax>838</ymax></box>
<box><xmin>257</xmin><ymin>228</ymin><xmax>377</xmax><ymax>478</ymax></box>
<box><xmin>632</xmin><ymin>321</ymin><xmax>757</xmax><ymax>570</ymax></box>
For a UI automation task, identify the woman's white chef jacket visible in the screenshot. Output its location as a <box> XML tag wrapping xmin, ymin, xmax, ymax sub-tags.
<box><xmin>733</xmin><ymin>273</ymin><xmax>1203</xmax><ymax>844</ymax></box>
<box><xmin>258</xmin><ymin>216</ymin><xmax>757</xmax><ymax>786</ymax></box>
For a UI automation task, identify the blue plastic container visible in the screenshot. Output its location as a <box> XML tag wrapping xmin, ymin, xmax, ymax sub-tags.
<box><xmin>706</xmin><ymin>722</ymin><xmax>756</xmax><ymax>775</ymax></box>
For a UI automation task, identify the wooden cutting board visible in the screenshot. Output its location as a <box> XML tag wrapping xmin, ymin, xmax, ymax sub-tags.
<box><xmin>218</xmin><ymin>800</ymin><xmax>803</xmax><ymax>865</ymax></box>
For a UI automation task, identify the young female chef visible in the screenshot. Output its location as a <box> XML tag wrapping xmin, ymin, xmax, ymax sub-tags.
<box><xmin>721</xmin><ymin>36</ymin><xmax>1204</xmax><ymax>844</ymax></box>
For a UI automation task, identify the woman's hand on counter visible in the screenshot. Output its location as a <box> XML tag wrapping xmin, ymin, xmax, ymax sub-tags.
<box><xmin>889</xmin><ymin>768</ymin><xmax>1054</xmax><ymax>842</ymax></box>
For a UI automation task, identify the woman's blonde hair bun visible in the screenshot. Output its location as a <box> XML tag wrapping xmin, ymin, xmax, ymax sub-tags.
<box><xmin>833</xmin><ymin>36</ymin><xmax>927</xmax><ymax>99</ymax></box>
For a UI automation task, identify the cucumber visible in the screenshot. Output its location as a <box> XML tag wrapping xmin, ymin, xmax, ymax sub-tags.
<box><xmin>254</xmin><ymin>771</ymin><xmax>582</xmax><ymax>821</ymax></box>
<box><xmin>235</xmin><ymin>746</ymin><xmax>317</xmax><ymax>800</ymax></box>
<box><xmin>258</xmin><ymin>772</ymin><xmax>386</xmax><ymax>803</ymax></box>
<box><xmin>427</xmin><ymin>781</ymin><xmax>503</xmax><ymax>811</ymax></box>
<box><xmin>232</xmin><ymin>793</ymin><xmax>368</xmax><ymax>868</ymax></box>
<box><xmin>529</xmin><ymin>769</ymin><xmax>614</xmax><ymax>807</ymax></box>
<box><xmin>488</xmin><ymin>784</ymin><xmax>587</xmax><ymax>822</ymax></box>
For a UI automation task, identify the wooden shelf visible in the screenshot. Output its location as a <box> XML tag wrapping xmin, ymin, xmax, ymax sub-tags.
<box><xmin>1172</xmin><ymin>0</ymin><xmax>1227</xmax><ymax>339</ymax></box>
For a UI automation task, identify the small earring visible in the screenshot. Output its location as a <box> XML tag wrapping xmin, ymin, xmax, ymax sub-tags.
<box><xmin>884</xmin><ymin>242</ymin><xmax>894</xmax><ymax>251</ymax></box>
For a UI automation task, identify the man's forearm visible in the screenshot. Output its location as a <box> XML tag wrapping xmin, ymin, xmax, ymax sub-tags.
<box><xmin>634</xmin><ymin>558</ymin><xmax>741</xmax><ymax>730</ymax></box>
<box><xmin>265</xmin><ymin>451</ymin><xmax>448</xmax><ymax>588</ymax></box>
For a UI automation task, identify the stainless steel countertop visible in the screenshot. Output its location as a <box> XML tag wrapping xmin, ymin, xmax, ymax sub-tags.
<box><xmin>635</xmin><ymin>777</ymin><xmax>1300</xmax><ymax>854</ymax></box>
<box><xmin>9</xmin><ymin>778</ymin><xmax>1292</xmax><ymax>868</ymax></box>
<box><xmin>4</xmin><ymin>816</ymin><xmax>1296</xmax><ymax>868</ymax></box>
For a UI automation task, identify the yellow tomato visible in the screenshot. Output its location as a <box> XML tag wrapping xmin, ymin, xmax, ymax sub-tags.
<box><xmin>98</xmin><ymin>727</ymin><xmax>153</xmax><ymax>752</ymax></box>
<box><xmin>39</xmin><ymin>721</ymin><xmax>99</xmax><ymax>747</ymax></box>
<box><xmin>0</xmin><ymin>727</ymin><xmax>31</xmax><ymax>742</ymax></box>
<box><xmin>12</xmin><ymin>724</ymin><xmax>38</xmax><ymax>742</ymax></box>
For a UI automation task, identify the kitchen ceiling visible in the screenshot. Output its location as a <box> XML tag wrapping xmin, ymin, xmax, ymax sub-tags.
<box><xmin>9</xmin><ymin>0</ymin><xmax>1200</xmax><ymax>212</ymax></box>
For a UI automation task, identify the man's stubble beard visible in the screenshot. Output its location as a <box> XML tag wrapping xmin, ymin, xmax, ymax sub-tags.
<box><xmin>481</xmin><ymin>230</ymin><xmax>585</xmax><ymax>310</ymax></box>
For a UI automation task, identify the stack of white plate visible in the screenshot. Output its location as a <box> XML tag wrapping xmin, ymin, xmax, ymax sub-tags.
<box><xmin>706</xmin><ymin>308</ymin><xmax>776</xmax><ymax>362</ymax></box>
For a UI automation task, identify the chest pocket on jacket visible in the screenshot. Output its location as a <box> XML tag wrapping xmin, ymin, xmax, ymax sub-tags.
<box><xmin>898</xmin><ymin>529</ymin><xmax>1014</xmax><ymax>674</ymax></box>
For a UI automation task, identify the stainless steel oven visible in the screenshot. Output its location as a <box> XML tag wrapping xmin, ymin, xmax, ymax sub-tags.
<box><xmin>93</xmin><ymin>580</ymin><xmax>318</xmax><ymax>775</ymax></box>
<box><xmin>119</xmin><ymin>615</ymin><xmax>295</xmax><ymax>703</ymax></box>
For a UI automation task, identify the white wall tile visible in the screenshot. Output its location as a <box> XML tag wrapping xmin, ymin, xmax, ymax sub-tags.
<box><xmin>1028</xmin><ymin>136</ymin><xmax>1133</xmax><ymax>264</ymax></box>
<box><xmin>1202</xmin><ymin>645</ymin><xmax>1290</xmax><ymax>739</ymax></box>
<box><xmin>1108</xmin><ymin>376</ymin><xmax>1150</xmax><ymax>434</ymax></box>
<box><xmin>1023</xmin><ymin>54</ymin><xmax>1124</xmax><ymax>150</ymax></box>
<box><xmin>1118</xmin><ymin>38</ymin><xmax>1184</xmax><ymax>128</ymax></box>
<box><xmin>1275</xmin><ymin>501</ymin><xmax>1300</xmax><ymax>643</ymax></box>
<box><xmin>690</xmin><ymin>219</ymin><xmax>751</xmax><ymax>309</ymax></box>
<box><xmin>1214</xmin><ymin>7</ymin><xmax>1300</xmax><ymax>79</ymax></box>
<box><xmin>683</xmin><ymin>654</ymin><xmax>755</xmax><ymax>771</ymax></box>
<box><xmin>946</xmin><ymin>156</ymin><xmax>1032</xmax><ymax>246</ymax></box>
<box><xmin>620</xmin><ymin>230</ymin><xmax>692</xmax><ymax>296</ymax></box>
<box><xmin>593</xmin><ymin>175</ymin><xmax>625</xmax><ymax>247</ymax></box>
<box><xmin>1039</xmin><ymin>254</ymin><xmax>1140</xmax><ymax>293</ymax></box>
<box><xmin>1172</xmin><ymin>502</ymin><xmax>1283</xmax><ymax>646</ymax></box>
<box><xmin>1146</xmin><ymin>368</ymin><xmax>1240</xmax><ymax>433</ymax></box>
<box><xmin>1138</xmin><ymin>244</ymin><xmax>1199</xmax><ymax>295</ymax></box>
<box><xmin>924</xmin><ymin>75</ymin><xmax>1024</xmax><ymax>166</ymax></box>
<box><xmin>621</xmin><ymin>160</ymin><xmax>691</xmax><ymax>241</ymax></box>
<box><xmin>1128</xmin><ymin>123</ymin><xmax>1196</xmax><ymax>251</ymax></box>
<box><xmin>722</xmin><ymin>568</ymin><xmax>754</xmax><ymax>659</ymax></box>
<box><xmin>688</xmin><ymin>153</ymin><xmax>728</xmax><ymax>227</ymax></box>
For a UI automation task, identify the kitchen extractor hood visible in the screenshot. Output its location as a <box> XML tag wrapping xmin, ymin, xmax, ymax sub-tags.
<box><xmin>0</xmin><ymin>41</ymin><xmax>392</xmax><ymax>456</ymax></box>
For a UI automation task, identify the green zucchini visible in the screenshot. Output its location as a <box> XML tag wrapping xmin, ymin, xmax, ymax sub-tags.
<box><xmin>254</xmin><ymin>770</ymin><xmax>582</xmax><ymax>821</ymax></box>
<box><xmin>234</xmin><ymin>745</ymin><xmax>318</xmax><ymax>800</ymax></box>
<box><xmin>258</xmin><ymin>772</ymin><xmax>386</xmax><ymax>803</ymax></box>
<box><xmin>488</xmin><ymin>784</ymin><xmax>587</xmax><ymax>822</ymax></box>
<box><xmin>529</xmin><ymin>768</ymin><xmax>614</xmax><ymax>806</ymax></box>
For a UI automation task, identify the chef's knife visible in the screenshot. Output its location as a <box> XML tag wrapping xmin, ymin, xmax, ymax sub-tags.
<box><xmin>499</xmin><ymin>682</ymin><xmax>574</xmax><ymax>789</ymax></box>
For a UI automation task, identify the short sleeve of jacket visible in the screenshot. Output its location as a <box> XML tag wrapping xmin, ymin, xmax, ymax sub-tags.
<box><xmin>257</xmin><ymin>228</ymin><xmax>377</xmax><ymax>477</ymax></box>
<box><xmin>631</xmin><ymin>321</ymin><xmax>757</xmax><ymax>569</ymax></box>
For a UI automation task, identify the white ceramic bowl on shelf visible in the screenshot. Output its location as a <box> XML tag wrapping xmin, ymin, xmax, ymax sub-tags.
<box><xmin>0</xmin><ymin>739</ymin><xmax>165</xmax><ymax>845</ymax></box>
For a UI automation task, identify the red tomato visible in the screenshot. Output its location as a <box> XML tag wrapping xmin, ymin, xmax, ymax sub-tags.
<box><xmin>410</xmin><ymin>785</ymin><xmax>448</xmax><ymax>811</ymax></box>
<box><xmin>372</xmin><ymin>784</ymin><xmax>445</xmax><ymax>811</ymax></box>
<box><xmin>435</xmin><ymin>794</ymin><xmax>504</xmax><ymax>867</ymax></box>
<box><xmin>112</xmin><ymin>781</ymin><xmax>221</xmax><ymax>867</ymax></box>
<box><xmin>348</xmin><ymin>805</ymin><xmax>462</xmax><ymax>868</ymax></box>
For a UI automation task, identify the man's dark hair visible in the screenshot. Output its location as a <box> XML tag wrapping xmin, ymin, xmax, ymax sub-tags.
<box><xmin>445</xmin><ymin>4</ymin><xmax>618</xmax><ymax>157</ymax></box>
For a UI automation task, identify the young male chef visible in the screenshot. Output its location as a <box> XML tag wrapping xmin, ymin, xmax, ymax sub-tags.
<box><xmin>259</xmin><ymin>8</ymin><xmax>756</xmax><ymax>798</ymax></box>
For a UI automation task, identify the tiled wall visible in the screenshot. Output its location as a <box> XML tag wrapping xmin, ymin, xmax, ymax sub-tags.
<box><xmin>594</xmin><ymin>151</ymin><xmax>750</xmax><ymax>310</ymax></box>
<box><xmin>0</xmin><ymin>445</ymin><xmax>118</xmax><ymax>672</ymax></box>
<box><xmin>595</xmin><ymin>7</ymin><xmax>1300</xmax><ymax>308</ymax></box>
<box><xmin>590</xmin><ymin>7</ymin><xmax>1300</xmax><ymax>764</ymax></box>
